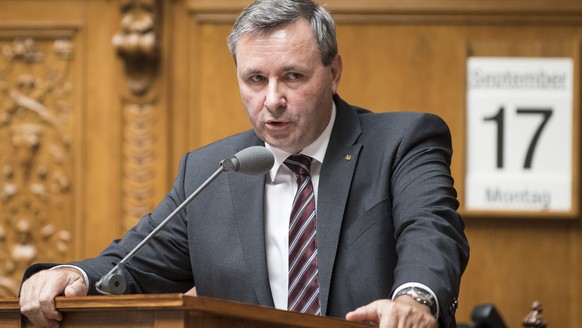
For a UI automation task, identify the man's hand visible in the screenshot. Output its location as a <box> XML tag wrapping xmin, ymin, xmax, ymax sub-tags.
<box><xmin>185</xmin><ymin>286</ymin><xmax>197</xmax><ymax>296</ymax></box>
<box><xmin>345</xmin><ymin>296</ymin><xmax>437</xmax><ymax>328</ymax></box>
<box><xmin>19</xmin><ymin>267</ymin><xmax>88</xmax><ymax>328</ymax></box>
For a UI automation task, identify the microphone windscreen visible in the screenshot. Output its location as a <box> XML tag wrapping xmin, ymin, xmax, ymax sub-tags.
<box><xmin>232</xmin><ymin>146</ymin><xmax>274</xmax><ymax>176</ymax></box>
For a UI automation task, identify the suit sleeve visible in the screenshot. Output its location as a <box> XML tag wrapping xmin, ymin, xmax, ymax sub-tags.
<box><xmin>390</xmin><ymin>113</ymin><xmax>469</xmax><ymax>328</ymax></box>
<box><xmin>69</xmin><ymin>153</ymin><xmax>195</xmax><ymax>295</ymax></box>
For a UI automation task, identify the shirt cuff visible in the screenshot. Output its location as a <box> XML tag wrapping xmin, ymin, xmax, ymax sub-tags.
<box><xmin>392</xmin><ymin>282</ymin><xmax>440</xmax><ymax>320</ymax></box>
<box><xmin>50</xmin><ymin>264</ymin><xmax>90</xmax><ymax>289</ymax></box>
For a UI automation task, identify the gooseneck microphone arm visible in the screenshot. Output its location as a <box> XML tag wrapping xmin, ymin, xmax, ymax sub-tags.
<box><xmin>95</xmin><ymin>146</ymin><xmax>274</xmax><ymax>295</ymax></box>
<box><xmin>95</xmin><ymin>166</ymin><xmax>224</xmax><ymax>295</ymax></box>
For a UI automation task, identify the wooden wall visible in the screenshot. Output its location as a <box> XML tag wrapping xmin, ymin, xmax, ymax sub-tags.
<box><xmin>0</xmin><ymin>0</ymin><xmax>173</xmax><ymax>296</ymax></box>
<box><xmin>0</xmin><ymin>0</ymin><xmax>581</xmax><ymax>327</ymax></box>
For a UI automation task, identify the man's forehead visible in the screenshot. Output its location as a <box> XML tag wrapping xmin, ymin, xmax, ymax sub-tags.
<box><xmin>233</xmin><ymin>19</ymin><xmax>324</xmax><ymax>71</ymax></box>
<box><xmin>239</xmin><ymin>19</ymin><xmax>314</xmax><ymax>45</ymax></box>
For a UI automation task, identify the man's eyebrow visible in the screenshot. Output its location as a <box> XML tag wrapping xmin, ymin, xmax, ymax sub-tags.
<box><xmin>239</xmin><ymin>65</ymin><xmax>307</xmax><ymax>76</ymax></box>
<box><xmin>282</xmin><ymin>65</ymin><xmax>305</xmax><ymax>72</ymax></box>
<box><xmin>240</xmin><ymin>68</ymin><xmax>263</xmax><ymax>75</ymax></box>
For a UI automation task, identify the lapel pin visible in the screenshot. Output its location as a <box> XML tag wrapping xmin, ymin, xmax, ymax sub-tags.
<box><xmin>344</xmin><ymin>154</ymin><xmax>352</xmax><ymax>161</ymax></box>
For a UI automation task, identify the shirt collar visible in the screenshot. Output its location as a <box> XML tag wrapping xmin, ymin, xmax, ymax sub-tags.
<box><xmin>265</xmin><ymin>102</ymin><xmax>336</xmax><ymax>181</ymax></box>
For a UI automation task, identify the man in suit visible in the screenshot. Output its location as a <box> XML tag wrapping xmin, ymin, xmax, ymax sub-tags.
<box><xmin>19</xmin><ymin>0</ymin><xmax>469</xmax><ymax>327</ymax></box>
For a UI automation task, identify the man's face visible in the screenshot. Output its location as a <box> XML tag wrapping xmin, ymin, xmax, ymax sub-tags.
<box><xmin>235</xmin><ymin>19</ymin><xmax>342</xmax><ymax>153</ymax></box>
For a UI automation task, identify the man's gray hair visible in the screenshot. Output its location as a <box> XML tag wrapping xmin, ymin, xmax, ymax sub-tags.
<box><xmin>227</xmin><ymin>0</ymin><xmax>338</xmax><ymax>66</ymax></box>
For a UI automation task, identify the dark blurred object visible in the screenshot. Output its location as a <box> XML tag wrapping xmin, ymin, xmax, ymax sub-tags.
<box><xmin>459</xmin><ymin>301</ymin><xmax>549</xmax><ymax>328</ymax></box>
<box><xmin>458</xmin><ymin>303</ymin><xmax>507</xmax><ymax>328</ymax></box>
<box><xmin>471</xmin><ymin>304</ymin><xmax>507</xmax><ymax>328</ymax></box>
<box><xmin>523</xmin><ymin>301</ymin><xmax>547</xmax><ymax>328</ymax></box>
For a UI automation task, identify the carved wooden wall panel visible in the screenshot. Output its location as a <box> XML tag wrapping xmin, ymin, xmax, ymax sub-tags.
<box><xmin>0</xmin><ymin>30</ymin><xmax>79</xmax><ymax>296</ymax></box>
<box><xmin>0</xmin><ymin>0</ymin><xmax>170</xmax><ymax>296</ymax></box>
<box><xmin>114</xmin><ymin>0</ymin><xmax>168</xmax><ymax>232</ymax></box>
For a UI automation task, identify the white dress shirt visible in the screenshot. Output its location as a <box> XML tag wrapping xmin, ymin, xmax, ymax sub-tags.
<box><xmin>264</xmin><ymin>103</ymin><xmax>336</xmax><ymax>310</ymax></box>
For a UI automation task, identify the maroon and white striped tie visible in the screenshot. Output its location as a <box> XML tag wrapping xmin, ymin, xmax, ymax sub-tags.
<box><xmin>284</xmin><ymin>154</ymin><xmax>321</xmax><ymax>315</ymax></box>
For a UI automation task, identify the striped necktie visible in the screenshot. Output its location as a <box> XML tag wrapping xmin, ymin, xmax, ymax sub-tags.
<box><xmin>284</xmin><ymin>154</ymin><xmax>321</xmax><ymax>315</ymax></box>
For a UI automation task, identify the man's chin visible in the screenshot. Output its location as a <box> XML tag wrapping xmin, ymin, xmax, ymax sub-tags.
<box><xmin>264</xmin><ymin>138</ymin><xmax>301</xmax><ymax>153</ymax></box>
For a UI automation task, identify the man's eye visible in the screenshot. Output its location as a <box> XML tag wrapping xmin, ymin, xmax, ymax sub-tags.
<box><xmin>249</xmin><ymin>75</ymin><xmax>265</xmax><ymax>82</ymax></box>
<box><xmin>287</xmin><ymin>72</ymin><xmax>302</xmax><ymax>80</ymax></box>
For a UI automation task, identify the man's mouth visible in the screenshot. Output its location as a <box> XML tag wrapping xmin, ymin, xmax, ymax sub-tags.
<box><xmin>265</xmin><ymin>120</ymin><xmax>289</xmax><ymax>130</ymax></box>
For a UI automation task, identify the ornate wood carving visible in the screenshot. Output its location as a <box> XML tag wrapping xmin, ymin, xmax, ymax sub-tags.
<box><xmin>0</xmin><ymin>37</ymin><xmax>75</xmax><ymax>296</ymax></box>
<box><xmin>114</xmin><ymin>0</ymin><xmax>162</xmax><ymax>230</ymax></box>
<box><xmin>113</xmin><ymin>0</ymin><xmax>159</xmax><ymax>96</ymax></box>
<box><xmin>523</xmin><ymin>301</ymin><xmax>548</xmax><ymax>328</ymax></box>
<box><xmin>122</xmin><ymin>101</ymin><xmax>157</xmax><ymax>230</ymax></box>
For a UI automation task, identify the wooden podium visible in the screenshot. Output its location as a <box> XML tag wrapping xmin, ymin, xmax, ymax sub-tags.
<box><xmin>0</xmin><ymin>294</ymin><xmax>372</xmax><ymax>327</ymax></box>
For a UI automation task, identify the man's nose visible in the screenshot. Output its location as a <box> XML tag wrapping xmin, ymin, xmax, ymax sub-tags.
<box><xmin>264</xmin><ymin>81</ymin><xmax>286</xmax><ymax>112</ymax></box>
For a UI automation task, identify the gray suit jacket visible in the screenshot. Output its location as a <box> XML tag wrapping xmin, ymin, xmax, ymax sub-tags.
<box><xmin>31</xmin><ymin>95</ymin><xmax>468</xmax><ymax>327</ymax></box>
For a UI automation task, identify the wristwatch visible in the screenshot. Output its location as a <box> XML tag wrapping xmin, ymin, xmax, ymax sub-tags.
<box><xmin>395</xmin><ymin>286</ymin><xmax>437</xmax><ymax>316</ymax></box>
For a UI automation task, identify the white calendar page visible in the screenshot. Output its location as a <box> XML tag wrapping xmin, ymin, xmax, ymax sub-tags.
<box><xmin>465</xmin><ymin>57</ymin><xmax>573</xmax><ymax>212</ymax></box>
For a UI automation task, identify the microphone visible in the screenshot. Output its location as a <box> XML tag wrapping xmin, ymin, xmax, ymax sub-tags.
<box><xmin>95</xmin><ymin>146</ymin><xmax>274</xmax><ymax>295</ymax></box>
<box><xmin>220</xmin><ymin>146</ymin><xmax>275</xmax><ymax>176</ymax></box>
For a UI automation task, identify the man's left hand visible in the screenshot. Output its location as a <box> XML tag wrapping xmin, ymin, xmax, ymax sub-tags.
<box><xmin>345</xmin><ymin>296</ymin><xmax>437</xmax><ymax>328</ymax></box>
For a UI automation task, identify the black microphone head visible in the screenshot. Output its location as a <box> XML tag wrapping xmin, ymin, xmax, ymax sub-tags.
<box><xmin>222</xmin><ymin>146</ymin><xmax>274</xmax><ymax>176</ymax></box>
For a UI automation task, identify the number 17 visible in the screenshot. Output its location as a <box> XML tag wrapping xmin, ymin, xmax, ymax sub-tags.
<box><xmin>484</xmin><ymin>107</ymin><xmax>553</xmax><ymax>169</ymax></box>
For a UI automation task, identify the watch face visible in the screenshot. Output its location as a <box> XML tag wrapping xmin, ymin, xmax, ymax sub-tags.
<box><xmin>396</xmin><ymin>287</ymin><xmax>437</xmax><ymax>315</ymax></box>
<box><xmin>412</xmin><ymin>287</ymin><xmax>431</xmax><ymax>301</ymax></box>
<box><xmin>410</xmin><ymin>287</ymin><xmax>436</xmax><ymax>309</ymax></box>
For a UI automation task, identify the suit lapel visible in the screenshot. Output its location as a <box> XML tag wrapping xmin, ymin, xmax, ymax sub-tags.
<box><xmin>228</xmin><ymin>137</ymin><xmax>275</xmax><ymax>307</ymax></box>
<box><xmin>317</xmin><ymin>96</ymin><xmax>363</xmax><ymax>315</ymax></box>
